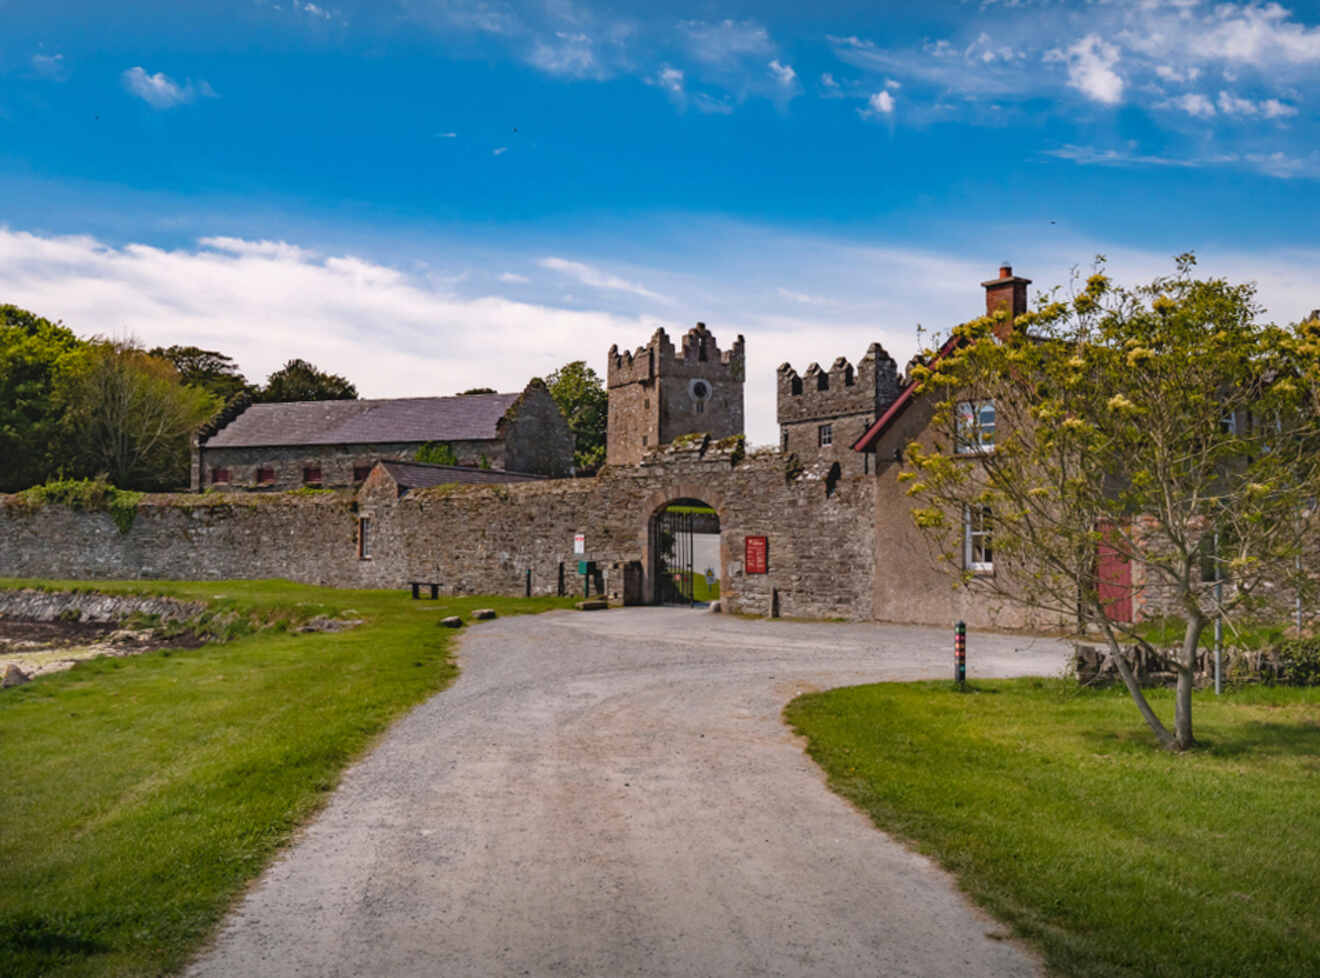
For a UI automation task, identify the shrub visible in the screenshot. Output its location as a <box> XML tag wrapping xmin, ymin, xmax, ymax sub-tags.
<box><xmin>416</xmin><ymin>441</ymin><xmax>459</xmax><ymax>466</ymax></box>
<box><xmin>1269</xmin><ymin>638</ymin><xmax>1320</xmax><ymax>687</ymax></box>
<box><xmin>18</xmin><ymin>478</ymin><xmax>144</xmax><ymax>533</ymax></box>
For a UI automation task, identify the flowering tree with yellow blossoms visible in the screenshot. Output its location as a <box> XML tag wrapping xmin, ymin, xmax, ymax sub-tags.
<box><xmin>902</xmin><ymin>255</ymin><xmax>1320</xmax><ymax>750</ymax></box>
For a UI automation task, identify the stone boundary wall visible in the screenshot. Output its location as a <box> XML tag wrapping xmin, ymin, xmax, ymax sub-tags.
<box><xmin>0</xmin><ymin>493</ymin><xmax>365</xmax><ymax>587</ymax></box>
<box><xmin>0</xmin><ymin>448</ymin><xmax>880</xmax><ymax>621</ymax></box>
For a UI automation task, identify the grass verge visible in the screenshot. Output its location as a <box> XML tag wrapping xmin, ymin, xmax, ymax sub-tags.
<box><xmin>785</xmin><ymin>678</ymin><xmax>1320</xmax><ymax>978</ymax></box>
<box><xmin>0</xmin><ymin>578</ymin><xmax>575</xmax><ymax>978</ymax></box>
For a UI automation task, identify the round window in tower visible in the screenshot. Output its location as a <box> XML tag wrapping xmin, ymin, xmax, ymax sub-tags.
<box><xmin>688</xmin><ymin>378</ymin><xmax>710</xmax><ymax>414</ymax></box>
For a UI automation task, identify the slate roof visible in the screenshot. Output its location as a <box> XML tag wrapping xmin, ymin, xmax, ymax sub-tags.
<box><xmin>205</xmin><ymin>393</ymin><xmax>522</xmax><ymax>449</ymax></box>
<box><xmin>378</xmin><ymin>460</ymin><xmax>545</xmax><ymax>490</ymax></box>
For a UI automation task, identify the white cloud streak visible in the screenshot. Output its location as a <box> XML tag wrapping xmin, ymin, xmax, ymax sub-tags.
<box><xmin>30</xmin><ymin>53</ymin><xmax>68</xmax><ymax>81</ymax></box>
<box><xmin>538</xmin><ymin>257</ymin><xmax>669</xmax><ymax>301</ymax></box>
<box><xmin>121</xmin><ymin>66</ymin><xmax>217</xmax><ymax>108</ymax></box>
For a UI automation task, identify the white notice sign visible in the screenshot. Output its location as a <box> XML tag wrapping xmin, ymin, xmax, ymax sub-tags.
<box><xmin>574</xmin><ymin>533</ymin><xmax>585</xmax><ymax>555</ymax></box>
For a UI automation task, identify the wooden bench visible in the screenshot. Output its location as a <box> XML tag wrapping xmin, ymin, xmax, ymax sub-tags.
<box><xmin>409</xmin><ymin>582</ymin><xmax>441</xmax><ymax>600</ymax></box>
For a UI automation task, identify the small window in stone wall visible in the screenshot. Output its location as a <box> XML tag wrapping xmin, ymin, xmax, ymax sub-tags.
<box><xmin>818</xmin><ymin>424</ymin><xmax>833</xmax><ymax>447</ymax></box>
<box><xmin>256</xmin><ymin>466</ymin><xmax>275</xmax><ymax>485</ymax></box>
<box><xmin>642</xmin><ymin>435</ymin><xmax>648</xmax><ymax>446</ymax></box>
<box><xmin>211</xmin><ymin>467</ymin><xmax>230</xmax><ymax>485</ymax></box>
<box><xmin>358</xmin><ymin>517</ymin><xmax>371</xmax><ymax>559</ymax></box>
<box><xmin>353</xmin><ymin>465</ymin><xmax>372</xmax><ymax>483</ymax></box>
<box><xmin>780</xmin><ymin>429</ymin><xmax>788</xmax><ymax>452</ymax></box>
<box><xmin>303</xmin><ymin>466</ymin><xmax>322</xmax><ymax>485</ymax></box>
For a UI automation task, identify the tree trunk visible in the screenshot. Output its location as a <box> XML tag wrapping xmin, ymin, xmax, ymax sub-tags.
<box><xmin>1173</xmin><ymin>615</ymin><xmax>1205</xmax><ymax>750</ymax></box>
<box><xmin>1102</xmin><ymin>627</ymin><xmax>1177</xmax><ymax>750</ymax></box>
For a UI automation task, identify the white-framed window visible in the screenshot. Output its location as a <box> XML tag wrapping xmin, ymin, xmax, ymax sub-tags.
<box><xmin>818</xmin><ymin>423</ymin><xmax>833</xmax><ymax>447</ymax></box>
<box><xmin>964</xmin><ymin>505</ymin><xmax>993</xmax><ymax>573</ymax></box>
<box><xmin>955</xmin><ymin>399</ymin><xmax>996</xmax><ymax>454</ymax></box>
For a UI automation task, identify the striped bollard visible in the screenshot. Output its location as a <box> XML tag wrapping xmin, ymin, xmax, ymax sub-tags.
<box><xmin>955</xmin><ymin>620</ymin><xmax>966</xmax><ymax>687</ymax></box>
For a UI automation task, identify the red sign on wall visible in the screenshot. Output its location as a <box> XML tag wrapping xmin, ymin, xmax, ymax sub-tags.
<box><xmin>745</xmin><ymin>536</ymin><xmax>768</xmax><ymax>575</ymax></box>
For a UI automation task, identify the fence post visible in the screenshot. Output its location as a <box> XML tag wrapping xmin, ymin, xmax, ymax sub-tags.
<box><xmin>955</xmin><ymin>620</ymin><xmax>966</xmax><ymax>687</ymax></box>
<box><xmin>1214</xmin><ymin>578</ymin><xmax>1223</xmax><ymax>695</ymax></box>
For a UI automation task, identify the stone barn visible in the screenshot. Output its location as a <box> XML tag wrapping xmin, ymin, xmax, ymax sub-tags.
<box><xmin>193</xmin><ymin>379</ymin><xmax>573</xmax><ymax>491</ymax></box>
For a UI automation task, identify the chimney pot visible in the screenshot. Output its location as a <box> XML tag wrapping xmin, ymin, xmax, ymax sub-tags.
<box><xmin>999</xmin><ymin>263</ymin><xmax>1012</xmax><ymax>279</ymax></box>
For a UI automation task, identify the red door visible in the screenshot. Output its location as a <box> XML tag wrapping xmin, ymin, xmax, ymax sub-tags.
<box><xmin>1096</xmin><ymin>523</ymin><xmax>1133</xmax><ymax>623</ymax></box>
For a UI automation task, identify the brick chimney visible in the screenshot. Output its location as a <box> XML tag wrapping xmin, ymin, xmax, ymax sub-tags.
<box><xmin>981</xmin><ymin>262</ymin><xmax>1031</xmax><ymax>322</ymax></box>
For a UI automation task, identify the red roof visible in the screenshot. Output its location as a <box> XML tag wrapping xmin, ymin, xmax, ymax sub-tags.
<box><xmin>851</xmin><ymin>333</ymin><xmax>964</xmax><ymax>453</ymax></box>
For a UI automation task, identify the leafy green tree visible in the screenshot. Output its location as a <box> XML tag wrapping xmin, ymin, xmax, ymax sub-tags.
<box><xmin>415</xmin><ymin>441</ymin><xmax>459</xmax><ymax>466</ymax></box>
<box><xmin>258</xmin><ymin>359</ymin><xmax>357</xmax><ymax>402</ymax></box>
<box><xmin>55</xmin><ymin>339</ymin><xmax>221</xmax><ymax>490</ymax></box>
<box><xmin>149</xmin><ymin>345</ymin><xmax>252</xmax><ymax>404</ymax></box>
<box><xmin>903</xmin><ymin>256</ymin><xmax>1320</xmax><ymax>751</ymax></box>
<box><xmin>0</xmin><ymin>305</ymin><xmax>84</xmax><ymax>491</ymax></box>
<box><xmin>545</xmin><ymin>360</ymin><xmax>607</xmax><ymax>474</ymax></box>
<box><xmin>459</xmin><ymin>387</ymin><xmax>497</xmax><ymax>395</ymax></box>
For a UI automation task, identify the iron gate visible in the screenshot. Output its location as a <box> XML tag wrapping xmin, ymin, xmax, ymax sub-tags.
<box><xmin>654</xmin><ymin>509</ymin><xmax>695</xmax><ymax>605</ymax></box>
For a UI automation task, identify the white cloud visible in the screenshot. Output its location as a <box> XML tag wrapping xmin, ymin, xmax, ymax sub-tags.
<box><xmin>30</xmin><ymin>53</ymin><xmax>68</xmax><ymax>81</ymax></box>
<box><xmin>1218</xmin><ymin>89</ymin><xmax>1259</xmax><ymax>114</ymax></box>
<box><xmin>679</xmin><ymin>18</ymin><xmax>773</xmax><ymax>65</ymax></box>
<box><xmin>865</xmin><ymin>90</ymin><xmax>895</xmax><ymax>115</ymax></box>
<box><xmin>1210</xmin><ymin>90</ymin><xmax>1301</xmax><ymax>118</ymax></box>
<box><xmin>538</xmin><ymin>257</ymin><xmax>669</xmax><ymax>301</ymax></box>
<box><xmin>0</xmin><ymin>228</ymin><xmax>649</xmax><ymax>406</ymax></box>
<box><xmin>1155</xmin><ymin>64</ymin><xmax>1200</xmax><ymax>83</ymax></box>
<box><xmin>121</xmin><ymin>66</ymin><xmax>216</xmax><ymax>108</ymax></box>
<box><xmin>1046</xmin><ymin>143</ymin><xmax>1320</xmax><ymax>179</ymax></box>
<box><xmin>492</xmin><ymin>146</ymin><xmax>508</xmax><ymax>156</ymax></box>
<box><xmin>1196</xmin><ymin>2</ymin><xmax>1320</xmax><ymax>65</ymax></box>
<box><xmin>199</xmin><ymin>237</ymin><xmax>318</xmax><ymax>262</ymax></box>
<box><xmin>768</xmin><ymin>59</ymin><xmax>796</xmax><ymax>86</ymax></box>
<box><xmin>499</xmin><ymin>272</ymin><xmax>529</xmax><ymax>284</ymax></box>
<box><xmin>528</xmin><ymin>31</ymin><xmax>599</xmax><ymax>78</ymax></box>
<box><xmin>1262</xmin><ymin>97</ymin><xmax>1300</xmax><ymax>118</ymax></box>
<box><xmin>435</xmin><ymin>131</ymin><xmax>458</xmax><ymax>138</ymax></box>
<box><xmin>655</xmin><ymin>66</ymin><xmax>684</xmax><ymax>93</ymax></box>
<box><xmin>294</xmin><ymin>0</ymin><xmax>333</xmax><ymax>19</ymax></box>
<box><xmin>692</xmin><ymin>93</ymin><xmax>734</xmax><ymax>115</ymax></box>
<box><xmin>1170</xmin><ymin>92</ymin><xmax>1217</xmax><ymax>118</ymax></box>
<box><xmin>820</xmin><ymin>72</ymin><xmax>839</xmax><ymax>88</ymax></box>
<box><xmin>1050</xmin><ymin>34</ymin><xmax>1124</xmax><ymax>105</ymax></box>
<box><xmin>775</xmin><ymin>287</ymin><xmax>834</xmax><ymax>306</ymax></box>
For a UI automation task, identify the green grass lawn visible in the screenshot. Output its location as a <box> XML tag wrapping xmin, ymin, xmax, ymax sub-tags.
<box><xmin>0</xmin><ymin>578</ymin><xmax>575</xmax><ymax>978</ymax></box>
<box><xmin>785</xmin><ymin>679</ymin><xmax>1320</xmax><ymax>978</ymax></box>
<box><xmin>691</xmin><ymin>572</ymin><xmax>720</xmax><ymax>603</ymax></box>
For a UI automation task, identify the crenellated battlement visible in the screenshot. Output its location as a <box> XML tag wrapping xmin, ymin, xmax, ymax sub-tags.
<box><xmin>777</xmin><ymin>342</ymin><xmax>901</xmax><ymax>426</ymax></box>
<box><xmin>606</xmin><ymin>322</ymin><xmax>746</xmax><ymax>467</ymax></box>
<box><xmin>608</xmin><ymin>323</ymin><xmax>745</xmax><ymax>389</ymax></box>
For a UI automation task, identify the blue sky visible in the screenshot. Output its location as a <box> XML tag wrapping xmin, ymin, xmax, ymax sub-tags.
<box><xmin>2</xmin><ymin>0</ymin><xmax>1318</xmax><ymax>444</ymax></box>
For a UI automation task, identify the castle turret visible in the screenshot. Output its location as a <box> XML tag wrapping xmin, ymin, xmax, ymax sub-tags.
<box><xmin>606</xmin><ymin>323</ymin><xmax>745</xmax><ymax>466</ymax></box>
<box><xmin>777</xmin><ymin>342</ymin><xmax>899</xmax><ymax>474</ymax></box>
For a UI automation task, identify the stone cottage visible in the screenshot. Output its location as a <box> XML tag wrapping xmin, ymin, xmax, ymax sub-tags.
<box><xmin>192</xmin><ymin>379</ymin><xmax>573</xmax><ymax>491</ymax></box>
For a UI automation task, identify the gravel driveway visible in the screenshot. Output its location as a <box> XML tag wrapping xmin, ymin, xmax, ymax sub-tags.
<box><xmin>188</xmin><ymin>608</ymin><xmax>1071</xmax><ymax>977</ymax></box>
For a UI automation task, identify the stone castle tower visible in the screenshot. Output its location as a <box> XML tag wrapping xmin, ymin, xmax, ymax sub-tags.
<box><xmin>606</xmin><ymin>323</ymin><xmax>745</xmax><ymax>466</ymax></box>
<box><xmin>777</xmin><ymin>343</ymin><xmax>901</xmax><ymax>476</ymax></box>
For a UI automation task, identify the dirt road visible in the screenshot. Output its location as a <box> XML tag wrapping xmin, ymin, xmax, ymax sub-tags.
<box><xmin>188</xmin><ymin>609</ymin><xmax>1070</xmax><ymax>977</ymax></box>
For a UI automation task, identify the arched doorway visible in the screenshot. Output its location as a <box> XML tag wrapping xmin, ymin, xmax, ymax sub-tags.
<box><xmin>650</xmin><ymin>498</ymin><xmax>722</xmax><ymax>606</ymax></box>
